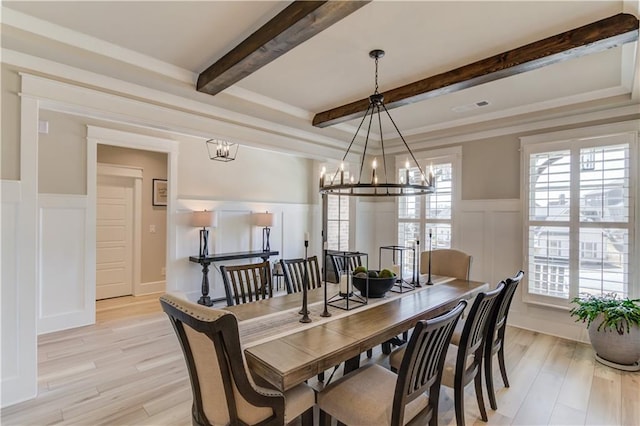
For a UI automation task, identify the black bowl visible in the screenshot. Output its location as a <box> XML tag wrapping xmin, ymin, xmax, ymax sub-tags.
<box><xmin>352</xmin><ymin>272</ymin><xmax>396</xmax><ymax>298</ymax></box>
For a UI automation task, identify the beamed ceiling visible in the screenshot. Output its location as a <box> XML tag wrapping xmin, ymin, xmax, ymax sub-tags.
<box><xmin>1</xmin><ymin>1</ymin><xmax>639</xmax><ymax>157</ymax></box>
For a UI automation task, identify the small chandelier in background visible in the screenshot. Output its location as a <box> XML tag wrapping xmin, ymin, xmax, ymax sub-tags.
<box><xmin>206</xmin><ymin>138</ymin><xmax>238</xmax><ymax>162</ymax></box>
<box><xmin>319</xmin><ymin>49</ymin><xmax>435</xmax><ymax>197</ymax></box>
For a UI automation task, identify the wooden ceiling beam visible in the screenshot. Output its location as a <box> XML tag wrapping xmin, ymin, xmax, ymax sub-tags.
<box><xmin>313</xmin><ymin>13</ymin><xmax>639</xmax><ymax>128</ymax></box>
<box><xmin>197</xmin><ymin>0</ymin><xmax>370</xmax><ymax>96</ymax></box>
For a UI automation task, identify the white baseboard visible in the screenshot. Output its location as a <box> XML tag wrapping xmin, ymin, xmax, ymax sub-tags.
<box><xmin>509</xmin><ymin>311</ymin><xmax>590</xmax><ymax>344</ymax></box>
<box><xmin>136</xmin><ymin>280</ymin><xmax>166</xmax><ymax>296</ymax></box>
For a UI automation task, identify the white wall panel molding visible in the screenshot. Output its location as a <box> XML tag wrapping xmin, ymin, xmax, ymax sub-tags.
<box><xmin>1</xmin><ymin>180</ymin><xmax>22</xmax><ymax>201</ymax></box>
<box><xmin>1</xmin><ymin>180</ymin><xmax>22</xmax><ymax>406</ymax></box>
<box><xmin>458</xmin><ymin>199</ymin><xmax>521</xmax><ymax>286</ymax></box>
<box><xmin>1</xmin><ymin>98</ymin><xmax>39</xmax><ymax>408</ymax></box>
<box><xmin>175</xmin><ymin>199</ymin><xmax>320</xmax><ymax>303</ymax></box>
<box><xmin>37</xmin><ymin>194</ymin><xmax>93</xmax><ymax>334</ymax></box>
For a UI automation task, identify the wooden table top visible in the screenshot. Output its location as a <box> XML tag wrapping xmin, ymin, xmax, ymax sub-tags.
<box><xmin>225</xmin><ymin>277</ymin><xmax>489</xmax><ymax>392</ymax></box>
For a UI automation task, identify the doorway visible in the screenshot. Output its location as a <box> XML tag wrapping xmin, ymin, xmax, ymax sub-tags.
<box><xmin>96</xmin><ymin>170</ymin><xmax>141</xmax><ymax>299</ymax></box>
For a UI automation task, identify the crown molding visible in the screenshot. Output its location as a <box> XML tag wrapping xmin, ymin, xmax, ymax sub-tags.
<box><xmin>3</xmin><ymin>48</ymin><xmax>358</xmax><ymax>157</ymax></box>
<box><xmin>1</xmin><ymin>7</ymin><xmax>195</xmax><ymax>84</ymax></box>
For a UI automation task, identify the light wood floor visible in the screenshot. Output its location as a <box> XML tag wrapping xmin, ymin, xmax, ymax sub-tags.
<box><xmin>1</xmin><ymin>294</ymin><xmax>638</xmax><ymax>425</ymax></box>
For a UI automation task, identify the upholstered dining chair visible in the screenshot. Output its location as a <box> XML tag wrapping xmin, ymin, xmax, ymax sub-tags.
<box><xmin>420</xmin><ymin>249</ymin><xmax>472</xmax><ymax>280</ymax></box>
<box><xmin>280</xmin><ymin>256</ymin><xmax>322</xmax><ymax>294</ymax></box>
<box><xmin>159</xmin><ymin>293</ymin><xmax>314</xmax><ymax>426</ymax></box>
<box><xmin>318</xmin><ymin>300</ymin><xmax>467</xmax><ymax>426</ymax></box>
<box><xmin>390</xmin><ymin>284</ymin><xmax>504</xmax><ymax>426</ymax></box>
<box><xmin>220</xmin><ymin>261</ymin><xmax>273</xmax><ymax>306</ymax></box>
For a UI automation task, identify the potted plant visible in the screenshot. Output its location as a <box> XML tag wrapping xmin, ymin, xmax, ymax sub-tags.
<box><xmin>570</xmin><ymin>293</ymin><xmax>640</xmax><ymax>371</ymax></box>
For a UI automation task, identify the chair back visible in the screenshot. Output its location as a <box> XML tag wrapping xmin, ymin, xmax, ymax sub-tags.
<box><xmin>456</xmin><ymin>283</ymin><xmax>504</xmax><ymax>383</ymax></box>
<box><xmin>392</xmin><ymin>300</ymin><xmax>467</xmax><ymax>426</ymax></box>
<box><xmin>420</xmin><ymin>249</ymin><xmax>472</xmax><ymax>280</ymax></box>
<box><xmin>490</xmin><ymin>271</ymin><xmax>524</xmax><ymax>350</ymax></box>
<box><xmin>281</xmin><ymin>256</ymin><xmax>322</xmax><ymax>294</ymax></box>
<box><xmin>221</xmin><ymin>261</ymin><xmax>273</xmax><ymax>306</ymax></box>
<box><xmin>326</xmin><ymin>251</ymin><xmax>365</xmax><ymax>283</ymax></box>
<box><xmin>159</xmin><ymin>294</ymin><xmax>284</xmax><ymax>426</ymax></box>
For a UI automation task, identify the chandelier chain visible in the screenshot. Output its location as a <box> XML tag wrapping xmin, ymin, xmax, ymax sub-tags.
<box><xmin>374</xmin><ymin>56</ymin><xmax>379</xmax><ymax>94</ymax></box>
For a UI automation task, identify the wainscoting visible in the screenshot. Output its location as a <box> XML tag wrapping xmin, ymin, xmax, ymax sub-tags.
<box><xmin>38</xmin><ymin>194</ymin><xmax>94</xmax><ymax>334</ymax></box>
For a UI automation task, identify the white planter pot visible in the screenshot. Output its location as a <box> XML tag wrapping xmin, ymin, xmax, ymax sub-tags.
<box><xmin>588</xmin><ymin>316</ymin><xmax>640</xmax><ymax>370</ymax></box>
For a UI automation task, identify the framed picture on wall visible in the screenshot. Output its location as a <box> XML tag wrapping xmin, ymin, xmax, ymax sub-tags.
<box><xmin>152</xmin><ymin>179</ymin><xmax>167</xmax><ymax>206</ymax></box>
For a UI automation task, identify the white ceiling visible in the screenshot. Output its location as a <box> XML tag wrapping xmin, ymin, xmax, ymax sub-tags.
<box><xmin>1</xmin><ymin>1</ymin><xmax>638</xmax><ymax>155</ymax></box>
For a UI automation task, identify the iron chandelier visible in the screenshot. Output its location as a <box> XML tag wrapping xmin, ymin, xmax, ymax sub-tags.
<box><xmin>319</xmin><ymin>49</ymin><xmax>435</xmax><ymax>197</ymax></box>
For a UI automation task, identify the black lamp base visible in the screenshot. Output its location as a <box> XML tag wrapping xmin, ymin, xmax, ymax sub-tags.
<box><xmin>262</xmin><ymin>227</ymin><xmax>271</xmax><ymax>252</ymax></box>
<box><xmin>199</xmin><ymin>228</ymin><xmax>209</xmax><ymax>258</ymax></box>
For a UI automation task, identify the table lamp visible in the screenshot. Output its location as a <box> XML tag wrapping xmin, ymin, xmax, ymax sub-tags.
<box><xmin>254</xmin><ymin>212</ymin><xmax>275</xmax><ymax>251</ymax></box>
<box><xmin>191</xmin><ymin>210</ymin><xmax>216</xmax><ymax>257</ymax></box>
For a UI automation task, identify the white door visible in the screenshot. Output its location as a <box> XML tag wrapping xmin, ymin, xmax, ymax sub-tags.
<box><xmin>96</xmin><ymin>175</ymin><xmax>134</xmax><ymax>299</ymax></box>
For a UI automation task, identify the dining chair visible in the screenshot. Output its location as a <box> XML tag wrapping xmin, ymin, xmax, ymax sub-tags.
<box><xmin>390</xmin><ymin>283</ymin><xmax>504</xmax><ymax>426</ymax></box>
<box><xmin>483</xmin><ymin>270</ymin><xmax>524</xmax><ymax>410</ymax></box>
<box><xmin>159</xmin><ymin>293</ymin><xmax>314</xmax><ymax>426</ymax></box>
<box><xmin>220</xmin><ymin>261</ymin><xmax>273</xmax><ymax>306</ymax></box>
<box><xmin>318</xmin><ymin>300</ymin><xmax>467</xmax><ymax>426</ymax></box>
<box><xmin>280</xmin><ymin>256</ymin><xmax>322</xmax><ymax>294</ymax></box>
<box><xmin>384</xmin><ymin>249</ymin><xmax>472</xmax><ymax>357</ymax></box>
<box><xmin>325</xmin><ymin>250</ymin><xmax>366</xmax><ymax>283</ymax></box>
<box><xmin>420</xmin><ymin>249</ymin><xmax>472</xmax><ymax>280</ymax></box>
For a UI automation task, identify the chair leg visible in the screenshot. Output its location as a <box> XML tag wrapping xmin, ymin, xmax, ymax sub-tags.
<box><xmin>301</xmin><ymin>407</ymin><xmax>313</xmax><ymax>426</ymax></box>
<box><xmin>382</xmin><ymin>341</ymin><xmax>392</xmax><ymax>355</ymax></box>
<box><xmin>317</xmin><ymin>371</ymin><xmax>325</xmax><ymax>382</ymax></box>
<box><xmin>428</xmin><ymin>383</ymin><xmax>440</xmax><ymax>426</ymax></box>
<box><xmin>366</xmin><ymin>348</ymin><xmax>373</xmax><ymax>358</ymax></box>
<box><xmin>454</xmin><ymin>378</ymin><xmax>465</xmax><ymax>426</ymax></box>
<box><xmin>319</xmin><ymin>409</ymin><xmax>331</xmax><ymax>426</ymax></box>
<box><xmin>498</xmin><ymin>345</ymin><xmax>509</xmax><ymax>388</ymax></box>
<box><xmin>474</xmin><ymin>368</ymin><xmax>488</xmax><ymax>422</ymax></box>
<box><xmin>485</xmin><ymin>352</ymin><xmax>498</xmax><ymax>410</ymax></box>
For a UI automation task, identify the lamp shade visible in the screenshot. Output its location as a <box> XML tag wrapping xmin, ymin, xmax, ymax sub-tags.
<box><xmin>253</xmin><ymin>212</ymin><xmax>274</xmax><ymax>227</ymax></box>
<box><xmin>190</xmin><ymin>210</ymin><xmax>216</xmax><ymax>228</ymax></box>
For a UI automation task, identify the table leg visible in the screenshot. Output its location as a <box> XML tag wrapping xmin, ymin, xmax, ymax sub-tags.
<box><xmin>198</xmin><ymin>261</ymin><xmax>213</xmax><ymax>306</ymax></box>
<box><xmin>343</xmin><ymin>354</ymin><xmax>361</xmax><ymax>375</ymax></box>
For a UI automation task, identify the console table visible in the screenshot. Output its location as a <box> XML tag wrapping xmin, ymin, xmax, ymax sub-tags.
<box><xmin>189</xmin><ymin>250</ymin><xmax>279</xmax><ymax>306</ymax></box>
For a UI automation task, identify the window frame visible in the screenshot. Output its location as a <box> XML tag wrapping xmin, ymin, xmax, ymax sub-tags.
<box><xmin>520</xmin><ymin>121</ymin><xmax>639</xmax><ymax>308</ymax></box>
<box><xmin>396</xmin><ymin>146</ymin><xmax>462</xmax><ymax>263</ymax></box>
<box><xmin>321</xmin><ymin>162</ymin><xmax>355</xmax><ymax>251</ymax></box>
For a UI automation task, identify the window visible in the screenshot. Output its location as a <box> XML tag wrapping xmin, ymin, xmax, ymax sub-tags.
<box><xmin>326</xmin><ymin>193</ymin><xmax>349</xmax><ymax>251</ymax></box>
<box><xmin>323</xmin><ymin>165</ymin><xmax>351</xmax><ymax>251</ymax></box>
<box><xmin>523</xmin><ymin>124</ymin><xmax>637</xmax><ymax>306</ymax></box>
<box><xmin>397</xmin><ymin>148</ymin><xmax>460</xmax><ymax>276</ymax></box>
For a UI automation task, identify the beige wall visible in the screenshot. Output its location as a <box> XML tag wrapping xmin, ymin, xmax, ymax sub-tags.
<box><xmin>39</xmin><ymin>110</ymin><xmax>87</xmax><ymax>194</ymax></box>
<box><xmin>178</xmin><ymin>138</ymin><xmax>315</xmax><ymax>204</ymax></box>
<box><xmin>98</xmin><ymin>145</ymin><xmax>167</xmax><ymax>284</ymax></box>
<box><xmin>1</xmin><ymin>65</ymin><xmax>21</xmax><ymax>180</ymax></box>
<box><xmin>461</xmin><ymin>135</ymin><xmax>520</xmax><ymax>200</ymax></box>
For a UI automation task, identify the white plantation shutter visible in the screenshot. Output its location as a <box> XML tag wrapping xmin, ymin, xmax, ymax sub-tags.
<box><xmin>326</xmin><ymin>168</ymin><xmax>350</xmax><ymax>251</ymax></box>
<box><xmin>523</xmin><ymin>129</ymin><xmax>636</xmax><ymax>305</ymax></box>
<box><xmin>397</xmin><ymin>151</ymin><xmax>459</xmax><ymax>277</ymax></box>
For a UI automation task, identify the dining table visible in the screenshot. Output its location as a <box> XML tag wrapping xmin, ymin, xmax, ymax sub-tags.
<box><xmin>224</xmin><ymin>276</ymin><xmax>489</xmax><ymax>392</ymax></box>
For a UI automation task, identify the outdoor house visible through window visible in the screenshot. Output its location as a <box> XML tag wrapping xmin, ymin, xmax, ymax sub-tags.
<box><xmin>523</xmin><ymin>125</ymin><xmax>637</xmax><ymax>306</ymax></box>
